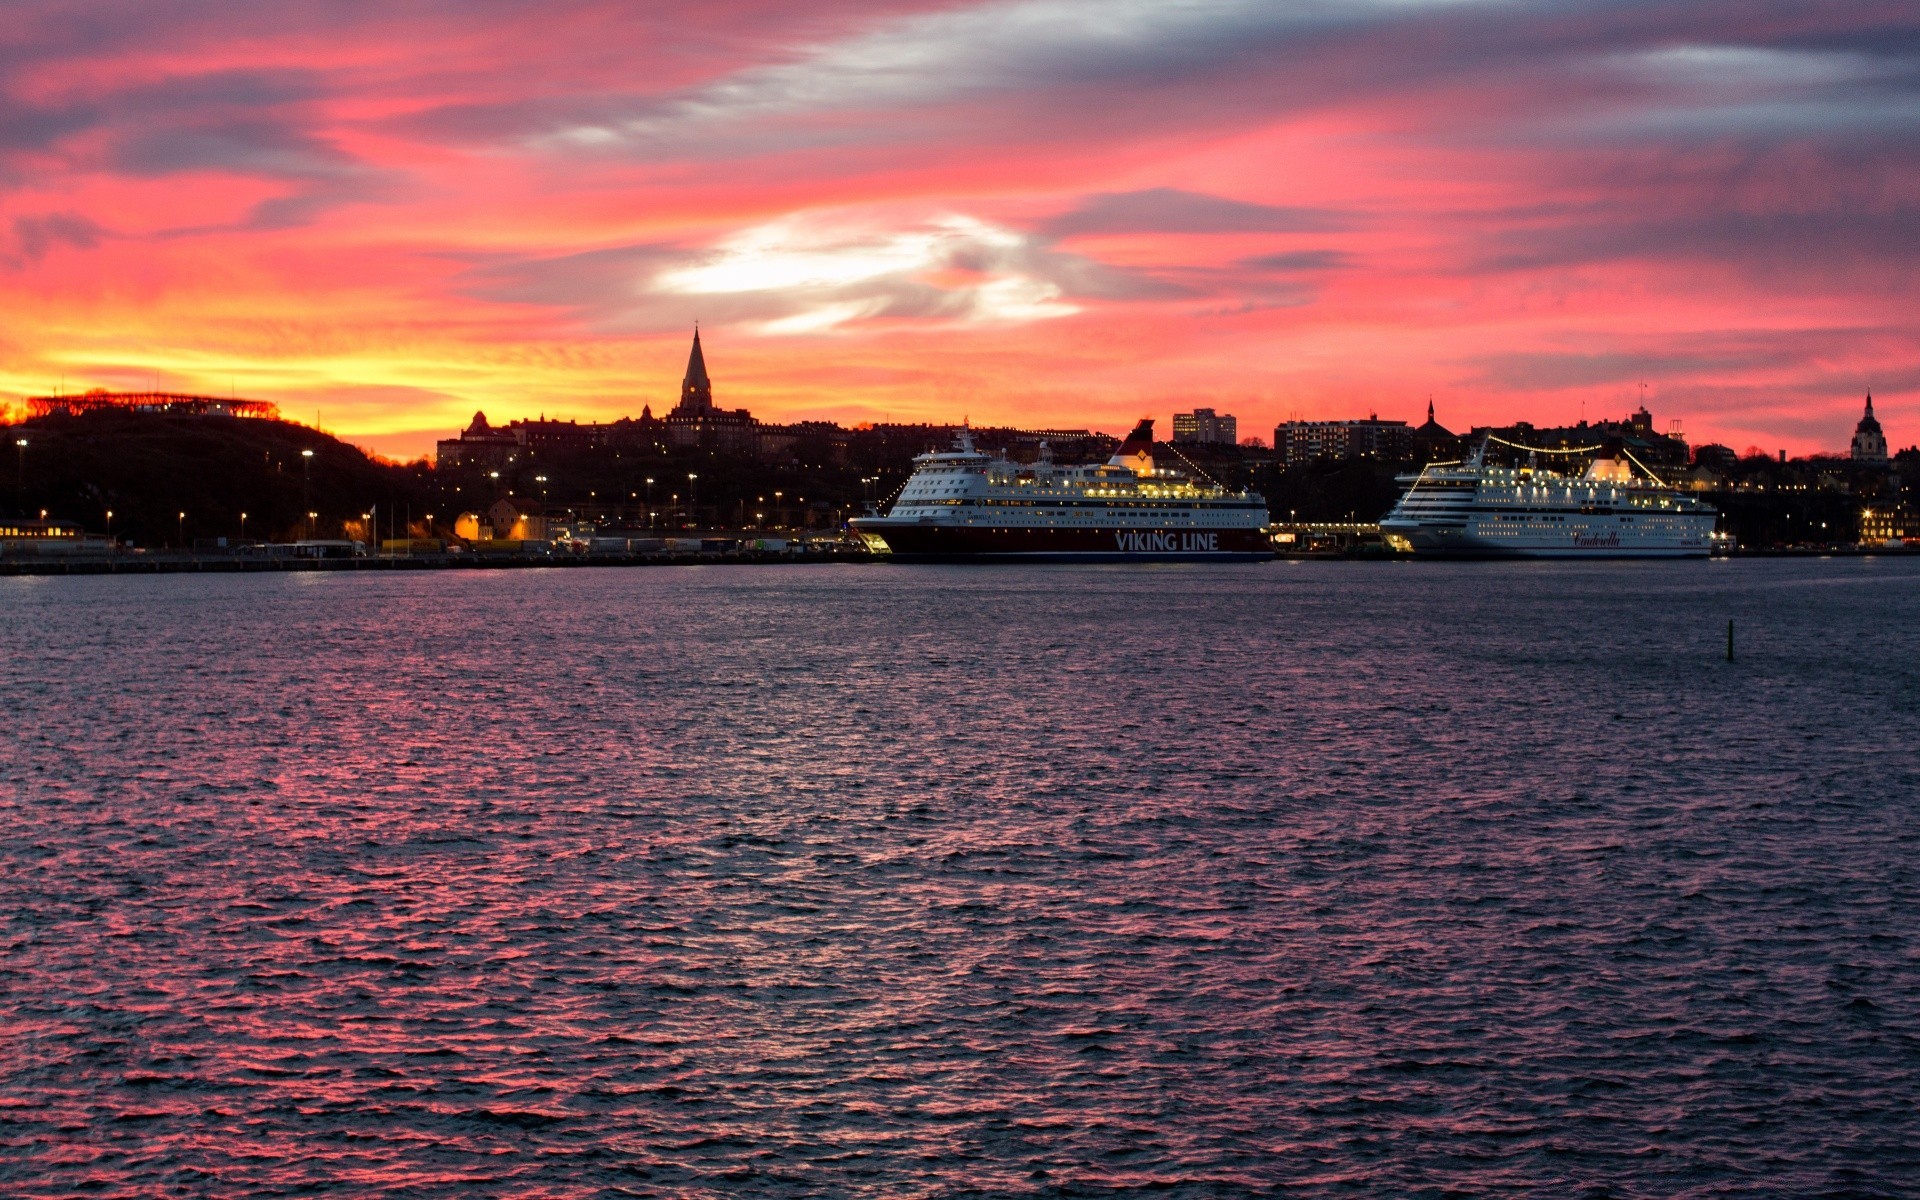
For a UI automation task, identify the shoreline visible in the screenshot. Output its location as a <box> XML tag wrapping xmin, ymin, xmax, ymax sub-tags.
<box><xmin>0</xmin><ymin>549</ymin><xmax>873</xmax><ymax>576</ymax></box>
<box><xmin>4</xmin><ymin>545</ymin><xmax>1916</xmax><ymax>575</ymax></box>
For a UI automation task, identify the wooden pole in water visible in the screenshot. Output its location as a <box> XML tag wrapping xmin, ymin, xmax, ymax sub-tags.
<box><xmin>1727</xmin><ymin>619</ymin><xmax>1734</xmax><ymax>662</ymax></box>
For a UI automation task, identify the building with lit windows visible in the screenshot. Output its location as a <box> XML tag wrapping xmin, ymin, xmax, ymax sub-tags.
<box><xmin>1277</xmin><ymin>416</ymin><xmax>1413</xmax><ymax>466</ymax></box>
<box><xmin>1172</xmin><ymin>408</ymin><xmax>1238</xmax><ymax>446</ymax></box>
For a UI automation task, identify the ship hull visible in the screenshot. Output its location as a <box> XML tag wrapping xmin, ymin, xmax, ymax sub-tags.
<box><xmin>1381</xmin><ymin>520</ymin><xmax>1712</xmax><ymax>558</ymax></box>
<box><xmin>851</xmin><ymin>519</ymin><xmax>1274</xmax><ymax>561</ymax></box>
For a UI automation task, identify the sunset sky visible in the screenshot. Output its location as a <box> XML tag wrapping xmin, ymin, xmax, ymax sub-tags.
<box><xmin>2</xmin><ymin>0</ymin><xmax>1914</xmax><ymax>459</ymax></box>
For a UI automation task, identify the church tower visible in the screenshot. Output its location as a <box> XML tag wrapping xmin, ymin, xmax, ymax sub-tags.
<box><xmin>679</xmin><ymin>327</ymin><xmax>712</xmax><ymax>412</ymax></box>
<box><xmin>1852</xmin><ymin>393</ymin><xmax>1887</xmax><ymax>463</ymax></box>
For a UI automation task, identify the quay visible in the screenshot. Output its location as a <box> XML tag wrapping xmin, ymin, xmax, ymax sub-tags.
<box><xmin>0</xmin><ymin>545</ymin><xmax>875</xmax><ymax>577</ymax></box>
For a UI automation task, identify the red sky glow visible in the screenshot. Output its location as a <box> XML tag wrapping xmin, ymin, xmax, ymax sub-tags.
<box><xmin>3</xmin><ymin>0</ymin><xmax>1916</xmax><ymax>458</ymax></box>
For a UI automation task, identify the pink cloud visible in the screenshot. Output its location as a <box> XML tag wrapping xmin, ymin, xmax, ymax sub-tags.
<box><xmin>1</xmin><ymin>0</ymin><xmax>1916</xmax><ymax>456</ymax></box>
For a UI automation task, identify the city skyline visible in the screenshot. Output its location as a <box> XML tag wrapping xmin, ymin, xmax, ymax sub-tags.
<box><xmin>1</xmin><ymin>1</ymin><xmax>1914</xmax><ymax>460</ymax></box>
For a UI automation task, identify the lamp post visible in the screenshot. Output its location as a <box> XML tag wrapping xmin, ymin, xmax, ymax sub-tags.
<box><xmin>536</xmin><ymin>475</ymin><xmax>548</xmax><ymax>510</ymax></box>
<box><xmin>301</xmin><ymin>448</ymin><xmax>314</xmax><ymax>524</ymax></box>
<box><xmin>687</xmin><ymin>473</ymin><xmax>698</xmax><ymax>529</ymax></box>
<box><xmin>13</xmin><ymin>437</ymin><xmax>24</xmax><ymax>497</ymax></box>
<box><xmin>308</xmin><ymin>510</ymin><xmax>317</xmax><ymax>541</ymax></box>
<box><xmin>105</xmin><ymin>510</ymin><xmax>113</xmax><ymax>543</ymax></box>
<box><xmin>177</xmin><ymin>511</ymin><xmax>186</xmax><ymax>549</ymax></box>
<box><xmin>239</xmin><ymin>512</ymin><xmax>247</xmax><ymax>542</ymax></box>
<box><xmin>774</xmin><ymin>490</ymin><xmax>783</xmax><ymax>529</ymax></box>
<box><xmin>646</xmin><ymin>478</ymin><xmax>655</xmax><ymax>527</ymax></box>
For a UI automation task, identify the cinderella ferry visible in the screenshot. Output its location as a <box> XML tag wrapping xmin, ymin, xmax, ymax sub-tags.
<box><xmin>850</xmin><ymin>420</ymin><xmax>1273</xmax><ymax>561</ymax></box>
<box><xmin>1380</xmin><ymin>436</ymin><xmax>1717</xmax><ymax>558</ymax></box>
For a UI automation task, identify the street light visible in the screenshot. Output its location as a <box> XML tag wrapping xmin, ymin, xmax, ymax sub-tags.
<box><xmin>646</xmin><ymin>477</ymin><xmax>655</xmax><ymax>527</ymax></box>
<box><xmin>239</xmin><ymin>511</ymin><xmax>247</xmax><ymax>542</ymax></box>
<box><xmin>308</xmin><ymin>510</ymin><xmax>317</xmax><ymax>541</ymax></box>
<box><xmin>13</xmin><ymin>437</ymin><xmax>24</xmax><ymax>495</ymax></box>
<box><xmin>177</xmin><ymin>511</ymin><xmax>186</xmax><ymax>549</ymax></box>
<box><xmin>536</xmin><ymin>475</ymin><xmax>548</xmax><ymax>509</ymax></box>
<box><xmin>104</xmin><ymin>510</ymin><xmax>113</xmax><ymax>542</ymax></box>
<box><xmin>688</xmin><ymin>473</ymin><xmax>698</xmax><ymax>528</ymax></box>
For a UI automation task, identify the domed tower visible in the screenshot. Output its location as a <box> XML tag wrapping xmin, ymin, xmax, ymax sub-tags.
<box><xmin>1852</xmin><ymin>393</ymin><xmax>1887</xmax><ymax>463</ymax></box>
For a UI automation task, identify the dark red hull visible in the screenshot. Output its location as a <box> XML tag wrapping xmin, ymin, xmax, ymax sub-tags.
<box><xmin>852</xmin><ymin>520</ymin><xmax>1275</xmax><ymax>561</ymax></box>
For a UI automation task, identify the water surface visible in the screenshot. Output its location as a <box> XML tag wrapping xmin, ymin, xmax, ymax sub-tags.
<box><xmin>3</xmin><ymin>559</ymin><xmax>1918</xmax><ymax>1196</ymax></box>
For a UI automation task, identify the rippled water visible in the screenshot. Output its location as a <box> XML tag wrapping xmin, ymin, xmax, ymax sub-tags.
<box><xmin>4</xmin><ymin>559</ymin><xmax>1919</xmax><ymax>1197</ymax></box>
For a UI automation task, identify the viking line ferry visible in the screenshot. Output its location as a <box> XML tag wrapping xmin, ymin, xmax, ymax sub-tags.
<box><xmin>1380</xmin><ymin>437</ymin><xmax>1717</xmax><ymax>558</ymax></box>
<box><xmin>850</xmin><ymin>420</ymin><xmax>1273</xmax><ymax>561</ymax></box>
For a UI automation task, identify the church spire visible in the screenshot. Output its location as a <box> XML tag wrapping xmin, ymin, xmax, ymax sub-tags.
<box><xmin>1853</xmin><ymin>390</ymin><xmax>1887</xmax><ymax>463</ymax></box>
<box><xmin>680</xmin><ymin>326</ymin><xmax>712</xmax><ymax>411</ymax></box>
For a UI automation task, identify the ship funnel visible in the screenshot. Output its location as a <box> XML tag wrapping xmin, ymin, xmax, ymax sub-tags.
<box><xmin>1109</xmin><ymin>418</ymin><xmax>1155</xmax><ymax>474</ymax></box>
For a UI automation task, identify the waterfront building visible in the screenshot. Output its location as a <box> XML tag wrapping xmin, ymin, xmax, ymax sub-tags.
<box><xmin>0</xmin><ymin>517</ymin><xmax>111</xmax><ymax>557</ymax></box>
<box><xmin>25</xmin><ymin>390</ymin><xmax>278</xmax><ymax>420</ymax></box>
<box><xmin>1482</xmin><ymin>407</ymin><xmax>1690</xmax><ymax>471</ymax></box>
<box><xmin>437</xmin><ymin>411</ymin><xmax>521</xmax><ymax>467</ymax></box>
<box><xmin>488</xmin><ymin>498</ymin><xmax>548</xmax><ymax>540</ymax></box>
<box><xmin>665</xmin><ymin>328</ymin><xmax>757</xmax><ymax>452</ymax></box>
<box><xmin>1277</xmin><ymin>415</ymin><xmax>1413</xmax><ymax>466</ymax></box>
<box><xmin>1412</xmin><ymin>399</ymin><xmax>1460</xmax><ymax>463</ymax></box>
<box><xmin>1172</xmin><ymin>408</ymin><xmax>1238</xmax><ymax>446</ymax></box>
<box><xmin>1693</xmin><ymin>443</ymin><xmax>1740</xmax><ymax>471</ymax></box>
<box><xmin>1852</xmin><ymin>394</ymin><xmax>1888</xmax><ymax>463</ymax></box>
<box><xmin>1860</xmin><ymin>503</ymin><xmax>1916</xmax><ymax>545</ymax></box>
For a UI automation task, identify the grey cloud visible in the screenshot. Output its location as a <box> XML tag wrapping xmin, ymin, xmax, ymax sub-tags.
<box><xmin>0</xmin><ymin>64</ymin><xmax>375</xmax><ymax>222</ymax></box>
<box><xmin>1238</xmin><ymin>249</ymin><xmax>1352</xmax><ymax>272</ymax></box>
<box><xmin>461</xmin><ymin>243</ymin><xmax>721</xmax><ymax>333</ymax></box>
<box><xmin>1042</xmin><ymin>189</ymin><xmax>1345</xmax><ymax>238</ymax></box>
<box><xmin>1465</xmin><ymin>326</ymin><xmax>1919</xmax><ymax>393</ymax></box>
<box><xmin>8</xmin><ymin>211</ymin><xmax>105</xmax><ymax>266</ymax></box>
<box><xmin>1480</xmin><ymin>204</ymin><xmax>1920</xmax><ymax>279</ymax></box>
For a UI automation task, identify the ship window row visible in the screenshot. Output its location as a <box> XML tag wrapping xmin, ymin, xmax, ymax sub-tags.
<box><xmin>974</xmin><ymin>499</ymin><xmax>1256</xmax><ymax>509</ymax></box>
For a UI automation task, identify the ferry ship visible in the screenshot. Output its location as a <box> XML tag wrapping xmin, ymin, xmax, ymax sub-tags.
<box><xmin>1379</xmin><ymin>437</ymin><xmax>1718</xmax><ymax>558</ymax></box>
<box><xmin>850</xmin><ymin>420</ymin><xmax>1273</xmax><ymax>561</ymax></box>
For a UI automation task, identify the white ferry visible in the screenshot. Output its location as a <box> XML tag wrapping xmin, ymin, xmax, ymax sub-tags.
<box><xmin>850</xmin><ymin>420</ymin><xmax>1273</xmax><ymax>561</ymax></box>
<box><xmin>1380</xmin><ymin>438</ymin><xmax>1717</xmax><ymax>558</ymax></box>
